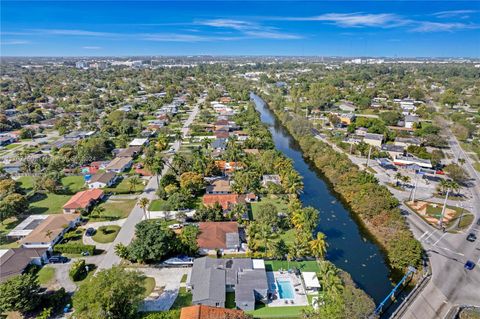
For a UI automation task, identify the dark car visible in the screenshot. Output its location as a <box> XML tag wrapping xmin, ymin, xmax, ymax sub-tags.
<box><xmin>476</xmin><ymin>218</ymin><xmax>480</xmax><ymax>226</ymax></box>
<box><xmin>466</xmin><ymin>233</ymin><xmax>477</xmax><ymax>242</ymax></box>
<box><xmin>85</xmin><ymin>227</ymin><xmax>96</xmax><ymax>236</ymax></box>
<box><xmin>464</xmin><ymin>260</ymin><xmax>476</xmax><ymax>271</ymax></box>
<box><xmin>49</xmin><ymin>256</ymin><xmax>68</xmax><ymax>264</ymax></box>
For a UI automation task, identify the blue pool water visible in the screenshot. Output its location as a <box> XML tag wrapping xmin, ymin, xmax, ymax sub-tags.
<box><xmin>277</xmin><ymin>280</ymin><xmax>294</xmax><ymax>299</ymax></box>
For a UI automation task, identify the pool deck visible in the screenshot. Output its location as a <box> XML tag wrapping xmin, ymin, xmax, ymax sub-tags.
<box><xmin>266</xmin><ymin>271</ymin><xmax>309</xmax><ymax>307</ymax></box>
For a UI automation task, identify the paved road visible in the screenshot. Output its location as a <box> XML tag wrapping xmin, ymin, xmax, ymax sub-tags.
<box><xmin>96</xmin><ymin>103</ymin><xmax>200</xmax><ymax>271</ymax></box>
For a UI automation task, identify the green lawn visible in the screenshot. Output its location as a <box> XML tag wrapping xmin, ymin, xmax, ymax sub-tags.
<box><xmin>246</xmin><ymin>304</ymin><xmax>310</xmax><ymax>318</ymax></box>
<box><xmin>0</xmin><ymin>217</ymin><xmax>23</xmax><ymax>249</ymax></box>
<box><xmin>37</xmin><ymin>266</ymin><xmax>56</xmax><ymax>286</ymax></box>
<box><xmin>225</xmin><ymin>292</ymin><xmax>236</xmax><ymax>309</ymax></box>
<box><xmin>170</xmin><ymin>287</ymin><xmax>192</xmax><ymax>309</ymax></box>
<box><xmin>180</xmin><ymin>274</ymin><xmax>188</xmax><ymax>283</ymax></box>
<box><xmin>250</xmin><ymin>196</ymin><xmax>289</xmax><ymax>221</ymax></box>
<box><xmin>104</xmin><ymin>177</ymin><xmax>144</xmax><ymax>194</ymax></box>
<box><xmin>264</xmin><ymin>260</ymin><xmax>320</xmax><ymax>272</ymax></box>
<box><xmin>143</xmin><ymin>277</ymin><xmax>156</xmax><ymax>298</ymax></box>
<box><xmin>19</xmin><ymin>175</ymin><xmax>86</xmax><ymax>214</ymax></box>
<box><xmin>90</xmin><ymin>199</ymin><xmax>136</xmax><ymax>221</ymax></box>
<box><xmin>92</xmin><ymin>225</ymin><xmax>120</xmax><ymax>243</ymax></box>
<box><xmin>458</xmin><ymin>214</ymin><xmax>474</xmax><ymax>230</ymax></box>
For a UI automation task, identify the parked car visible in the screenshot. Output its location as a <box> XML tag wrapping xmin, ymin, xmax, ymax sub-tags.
<box><xmin>476</xmin><ymin>218</ymin><xmax>480</xmax><ymax>226</ymax></box>
<box><xmin>466</xmin><ymin>233</ymin><xmax>477</xmax><ymax>242</ymax></box>
<box><xmin>49</xmin><ymin>256</ymin><xmax>69</xmax><ymax>264</ymax></box>
<box><xmin>85</xmin><ymin>227</ymin><xmax>96</xmax><ymax>236</ymax></box>
<box><xmin>464</xmin><ymin>260</ymin><xmax>476</xmax><ymax>271</ymax></box>
<box><xmin>168</xmin><ymin>223</ymin><xmax>183</xmax><ymax>230</ymax></box>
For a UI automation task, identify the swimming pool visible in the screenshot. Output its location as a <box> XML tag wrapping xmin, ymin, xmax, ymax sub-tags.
<box><xmin>276</xmin><ymin>280</ymin><xmax>294</xmax><ymax>299</ymax></box>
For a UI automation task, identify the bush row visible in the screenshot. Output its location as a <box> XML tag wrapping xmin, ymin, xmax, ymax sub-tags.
<box><xmin>54</xmin><ymin>243</ymin><xmax>95</xmax><ymax>255</ymax></box>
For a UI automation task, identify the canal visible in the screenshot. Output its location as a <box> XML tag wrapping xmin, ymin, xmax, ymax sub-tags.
<box><xmin>250</xmin><ymin>92</ymin><xmax>396</xmax><ymax>308</ymax></box>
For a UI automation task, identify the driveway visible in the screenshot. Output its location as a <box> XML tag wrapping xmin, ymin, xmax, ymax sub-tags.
<box><xmin>49</xmin><ymin>262</ymin><xmax>77</xmax><ymax>293</ymax></box>
<box><xmin>134</xmin><ymin>267</ymin><xmax>191</xmax><ymax>312</ymax></box>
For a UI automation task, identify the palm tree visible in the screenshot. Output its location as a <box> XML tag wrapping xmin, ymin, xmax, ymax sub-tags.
<box><xmin>309</xmin><ymin>232</ymin><xmax>328</xmax><ymax>260</ymax></box>
<box><xmin>138</xmin><ymin>197</ymin><xmax>150</xmax><ymax>220</ymax></box>
<box><xmin>318</xmin><ymin>261</ymin><xmax>343</xmax><ymax>296</ymax></box>
<box><xmin>401</xmin><ymin>175</ymin><xmax>411</xmax><ymax>188</ymax></box>
<box><xmin>128</xmin><ymin>176</ymin><xmax>141</xmax><ymax>194</ymax></box>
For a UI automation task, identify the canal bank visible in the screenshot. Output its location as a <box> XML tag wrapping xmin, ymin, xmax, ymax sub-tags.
<box><xmin>250</xmin><ymin>92</ymin><xmax>414</xmax><ymax>314</ymax></box>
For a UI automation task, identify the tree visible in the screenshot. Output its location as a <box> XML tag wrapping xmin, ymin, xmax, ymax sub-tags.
<box><xmin>309</xmin><ymin>232</ymin><xmax>328</xmax><ymax>260</ymax></box>
<box><xmin>271</xmin><ymin>239</ymin><xmax>289</xmax><ymax>259</ymax></box>
<box><xmin>444</xmin><ymin>164</ymin><xmax>467</xmax><ymax>183</ymax></box>
<box><xmin>178</xmin><ymin>225</ymin><xmax>199</xmax><ymax>255</ymax></box>
<box><xmin>440</xmin><ymin>89</ymin><xmax>459</xmax><ymax>108</ymax></box>
<box><xmin>0</xmin><ymin>193</ymin><xmax>28</xmax><ymax>222</ymax></box>
<box><xmin>127</xmin><ymin>220</ymin><xmax>177</xmax><ymax>263</ymax></box>
<box><xmin>179</xmin><ymin>171</ymin><xmax>204</xmax><ymax>194</ymax></box>
<box><xmin>73</xmin><ymin>267</ymin><xmax>146</xmax><ymax>319</ymax></box>
<box><xmin>0</xmin><ymin>273</ymin><xmax>41</xmax><ymax>314</ymax></box>
<box><xmin>128</xmin><ymin>176</ymin><xmax>141</xmax><ymax>193</ymax></box>
<box><xmin>255</xmin><ymin>202</ymin><xmax>279</xmax><ymax>228</ymax></box>
<box><xmin>114</xmin><ymin>243</ymin><xmax>130</xmax><ymax>260</ymax></box>
<box><xmin>138</xmin><ymin>197</ymin><xmax>150</xmax><ymax>220</ymax></box>
<box><xmin>231</xmin><ymin>171</ymin><xmax>260</xmax><ymax>194</ymax></box>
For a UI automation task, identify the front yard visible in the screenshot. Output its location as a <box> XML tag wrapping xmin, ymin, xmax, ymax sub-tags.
<box><xmin>90</xmin><ymin>199</ymin><xmax>136</xmax><ymax>221</ymax></box>
<box><xmin>103</xmin><ymin>176</ymin><xmax>145</xmax><ymax>194</ymax></box>
<box><xmin>92</xmin><ymin>225</ymin><xmax>121</xmax><ymax>243</ymax></box>
<box><xmin>250</xmin><ymin>195</ymin><xmax>289</xmax><ymax>221</ymax></box>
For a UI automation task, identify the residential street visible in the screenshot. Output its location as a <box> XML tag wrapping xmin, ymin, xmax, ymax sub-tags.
<box><xmin>96</xmin><ymin>103</ymin><xmax>200</xmax><ymax>271</ymax></box>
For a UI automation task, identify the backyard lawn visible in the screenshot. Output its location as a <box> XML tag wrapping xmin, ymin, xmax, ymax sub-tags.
<box><xmin>246</xmin><ymin>304</ymin><xmax>310</xmax><ymax>318</ymax></box>
<box><xmin>0</xmin><ymin>217</ymin><xmax>23</xmax><ymax>248</ymax></box>
<box><xmin>19</xmin><ymin>175</ymin><xmax>86</xmax><ymax>214</ymax></box>
<box><xmin>90</xmin><ymin>199</ymin><xmax>136</xmax><ymax>221</ymax></box>
<box><xmin>103</xmin><ymin>177</ymin><xmax>145</xmax><ymax>194</ymax></box>
<box><xmin>250</xmin><ymin>196</ymin><xmax>289</xmax><ymax>221</ymax></box>
<box><xmin>92</xmin><ymin>225</ymin><xmax>120</xmax><ymax>243</ymax></box>
<box><xmin>37</xmin><ymin>266</ymin><xmax>56</xmax><ymax>286</ymax></box>
<box><xmin>170</xmin><ymin>287</ymin><xmax>192</xmax><ymax>309</ymax></box>
<box><xmin>143</xmin><ymin>277</ymin><xmax>156</xmax><ymax>298</ymax></box>
<box><xmin>264</xmin><ymin>260</ymin><xmax>320</xmax><ymax>272</ymax></box>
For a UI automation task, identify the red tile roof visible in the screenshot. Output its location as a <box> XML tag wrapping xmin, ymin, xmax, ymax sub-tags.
<box><xmin>197</xmin><ymin>222</ymin><xmax>239</xmax><ymax>249</ymax></box>
<box><xmin>63</xmin><ymin>189</ymin><xmax>103</xmax><ymax>210</ymax></box>
<box><xmin>203</xmin><ymin>194</ymin><xmax>244</xmax><ymax>210</ymax></box>
<box><xmin>180</xmin><ymin>305</ymin><xmax>245</xmax><ymax>319</ymax></box>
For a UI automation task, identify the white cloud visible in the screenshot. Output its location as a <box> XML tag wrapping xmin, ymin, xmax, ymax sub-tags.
<box><xmin>34</xmin><ymin>29</ymin><xmax>117</xmax><ymax>37</ymax></box>
<box><xmin>0</xmin><ymin>40</ymin><xmax>29</xmax><ymax>45</ymax></box>
<box><xmin>198</xmin><ymin>19</ymin><xmax>258</xmax><ymax>30</ymax></box>
<box><xmin>433</xmin><ymin>10</ymin><xmax>477</xmax><ymax>19</ymax></box>
<box><xmin>82</xmin><ymin>46</ymin><xmax>101</xmax><ymax>50</ymax></box>
<box><xmin>412</xmin><ymin>22</ymin><xmax>478</xmax><ymax>32</ymax></box>
<box><xmin>141</xmin><ymin>33</ymin><xmax>240</xmax><ymax>42</ymax></box>
<box><xmin>243</xmin><ymin>30</ymin><xmax>302</xmax><ymax>39</ymax></box>
<box><xmin>284</xmin><ymin>13</ymin><xmax>407</xmax><ymax>28</ymax></box>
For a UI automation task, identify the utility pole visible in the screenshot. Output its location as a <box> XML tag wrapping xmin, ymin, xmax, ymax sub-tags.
<box><xmin>411</xmin><ymin>174</ymin><xmax>418</xmax><ymax>203</ymax></box>
<box><xmin>439</xmin><ymin>189</ymin><xmax>450</xmax><ymax>230</ymax></box>
<box><xmin>366</xmin><ymin>146</ymin><xmax>372</xmax><ymax>168</ymax></box>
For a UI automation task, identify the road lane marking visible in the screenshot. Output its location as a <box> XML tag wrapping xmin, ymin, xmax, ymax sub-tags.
<box><xmin>419</xmin><ymin>231</ymin><xmax>429</xmax><ymax>240</ymax></box>
<box><xmin>424</xmin><ymin>230</ymin><xmax>439</xmax><ymax>243</ymax></box>
<box><xmin>433</xmin><ymin>233</ymin><xmax>447</xmax><ymax>246</ymax></box>
<box><xmin>435</xmin><ymin>246</ymin><xmax>465</xmax><ymax>257</ymax></box>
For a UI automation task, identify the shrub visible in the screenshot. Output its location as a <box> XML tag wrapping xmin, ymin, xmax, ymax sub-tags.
<box><xmin>54</xmin><ymin>243</ymin><xmax>95</xmax><ymax>255</ymax></box>
<box><xmin>69</xmin><ymin>260</ymin><xmax>86</xmax><ymax>281</ymax></box>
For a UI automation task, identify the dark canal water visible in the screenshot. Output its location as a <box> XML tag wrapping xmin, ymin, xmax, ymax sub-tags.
<box><xmin>250</xmin><ymin>92</ymin><xmax>398</xmax><ymax>309</ymax></box>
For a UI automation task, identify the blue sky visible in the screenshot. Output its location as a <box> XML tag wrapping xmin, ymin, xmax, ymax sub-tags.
<box><xmin>1</xmin><ymin>1</ymin><xmax>479</xmax><ymax>57</ymax></box>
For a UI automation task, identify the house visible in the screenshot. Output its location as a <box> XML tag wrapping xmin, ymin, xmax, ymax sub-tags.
<box><xmin>128</xmin><ymin>138</ymin><xmax>149</xmax><ymax>147</ymax></box>
<box><xmin>203</xmin><ymin>194</ymin><xmax>245</xmax><ymax>210</ymax></box>
<box><xmin>394</xmin><ymin>137</ymin><xmax>422</xmax><ymax>148</ymax></box>
<box><xmin>188</xmin><ymin>257</ymin><xmax>268</xmax><ymax>311</ymax></box>
<box><xmin>245</xmin><ymin>193</ymin><xmax>258</xmax><ymax>203</ymax></box>
<box><xmin>393</xmin><ymin>155</ymin><xmax>433</xmax><ymax>169</ymax></box>
<box><xmin>0</xmin><ymin>248</ymin><xmax>48</xmax><ymax>282</ymax></box>
<box><xmin>2</xmin><ymin>161</ymin><xmax>22</xmax><ymax>175</ymax></box>
<box><xmin>206</xmin><ymin>178</ymin><xmax>232</xmax><ymax>194</ymax></box>
<box><xmin>116</xmin><ymin>146</ymin><xmax>142</xmax><ymax>158</ymax></box>
<box><xmin>215</xmin><ymin>161</ymin><xmax>243</xmax><ymax>174</ymax></box>
<box><xmin>261</xmin><ymin>174</ymin><xmax>281</xmax><ymax>187</ymax></box>
<box><xmin>211</xmin><ymin>138</ymin><xmax>227</xmax><ymax>151</ymax></box>
<box><xmin>338</xmin><ymin>101</ymin><xmax>357</xmax><ymax>112</ymax></box>
<box><xmin>63</xmin><ymin>189</ymin><xmax>104</xmax><ymax>213</ymax></box>
<box><xmin>233</xmin><ymin>130</ymin><xmax>249</xmax><ymax>141</ymax></box>
<box><xmin>381</xmin><ymin>144</ymin><xmax>405</xmax><ymax>159</ymax></box>
<box><xmin>214</xmin><ymin>131</ymin><xmax>230</xmax><ymax>139</ymax></box>
<box><xmin>302</xmin><ymin>272</ymin><xmax>321</xmax><ymax>293</ymax></box>
<box><xmin>21</xmin><ymin>214</ymin><xmax>80</xmax><ymax>250</ymax></box>
<box><xmin>0</xmin><ymin>135</ymin><xmax>15</xmax><ymax>146</ymax></box>
<box><xmin>363</xmin><ymin>133</ymin><xmax>384</xmax><ymax>147</ymax></box>
<box><xmin>339</xmin><ymin>113</ymin><xmax>356</xmax><ymax>125</ymax></box>
<box><xmin>87</xmin><ymin>171</ymin><xmax>118</xmax><ymax>189</ymax></box>
<box><xmin>197</xmin><ymin>222</ymin><xmax>240</xmax><ymax>253</ymax></box>
<box><xmin>180</xmin><ymin>305</ymin><xmax>245</xmax><ymax>319</ymax></box>
<box><xmin>404</xmin><ymin>115</ymin><xmax>420</xmax><ymax>129</ymax></box>
<box><xmin>355</xmin><ymin>127</ymin><xmax>368</xmax><ymax>136</ymax></box>
<box><xmin>7</xmin><ymin>215</ymin><xmax>50</xmax><ymax>240</ymax></box>
<box><xmin>105</xmin><ymin>156</ymin><xmax>133</xmax><ymax>173</ymax></box>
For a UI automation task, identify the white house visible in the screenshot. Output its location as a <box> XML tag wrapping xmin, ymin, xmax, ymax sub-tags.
<box><xmin>302</xmin><ymin>272</ymin><xmax>321</xmax><ymax>293</ymax></box>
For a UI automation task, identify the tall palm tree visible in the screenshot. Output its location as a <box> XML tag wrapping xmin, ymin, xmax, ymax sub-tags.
<box><xmin>394</xmin><ymin>172</ymin><xmax>402</xmax><ymax>186</ymax></box>
<box><xmin>318</xmin><ymin>261</ymin><xmax>343</xmax><ymax>296</ymax></box>
<box><xmin>309</xmin><ymin>232</ymin><xmax>328</xmax><ymax>260</ymax></box>
<box><xmin>138</xmin><ymin>197</ymin><xmax>150</xmax><ymax>220</ymax></box>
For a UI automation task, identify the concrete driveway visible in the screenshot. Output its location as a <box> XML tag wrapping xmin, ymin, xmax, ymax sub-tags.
<box><xmin>135</xmin><ymin>267</ymin><xmax>191</xmax><ymax>312</ymax></box>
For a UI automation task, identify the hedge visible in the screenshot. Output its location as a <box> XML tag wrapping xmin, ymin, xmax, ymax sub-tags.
<box><xmin>69</xmin><ymin>259</ymin><xmax>86</xmax><ymax>281</ymax></box>
<box><xmin>54</xmin><ymin>243</ymin><xmax>95</xmax><ymax>255</ymax></box>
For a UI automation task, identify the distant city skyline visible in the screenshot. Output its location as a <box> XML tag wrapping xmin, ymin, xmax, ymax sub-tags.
<box><xmin>1</xmin><ymin>1</ymin><xmax>480</xmax><ymax>57</ymax></box>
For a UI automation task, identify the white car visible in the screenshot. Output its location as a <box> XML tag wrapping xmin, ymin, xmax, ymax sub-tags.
<box><xmin>168</xmin><ymin>223</ymin><xmax>183</xmax><ymax>230</ymax></box>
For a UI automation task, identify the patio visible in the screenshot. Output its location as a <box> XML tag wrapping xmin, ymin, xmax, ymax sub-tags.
<box><xmin>266</xmin><ymin>271</ymin><xmax>308</xmax><ymax>307</ymax></box>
